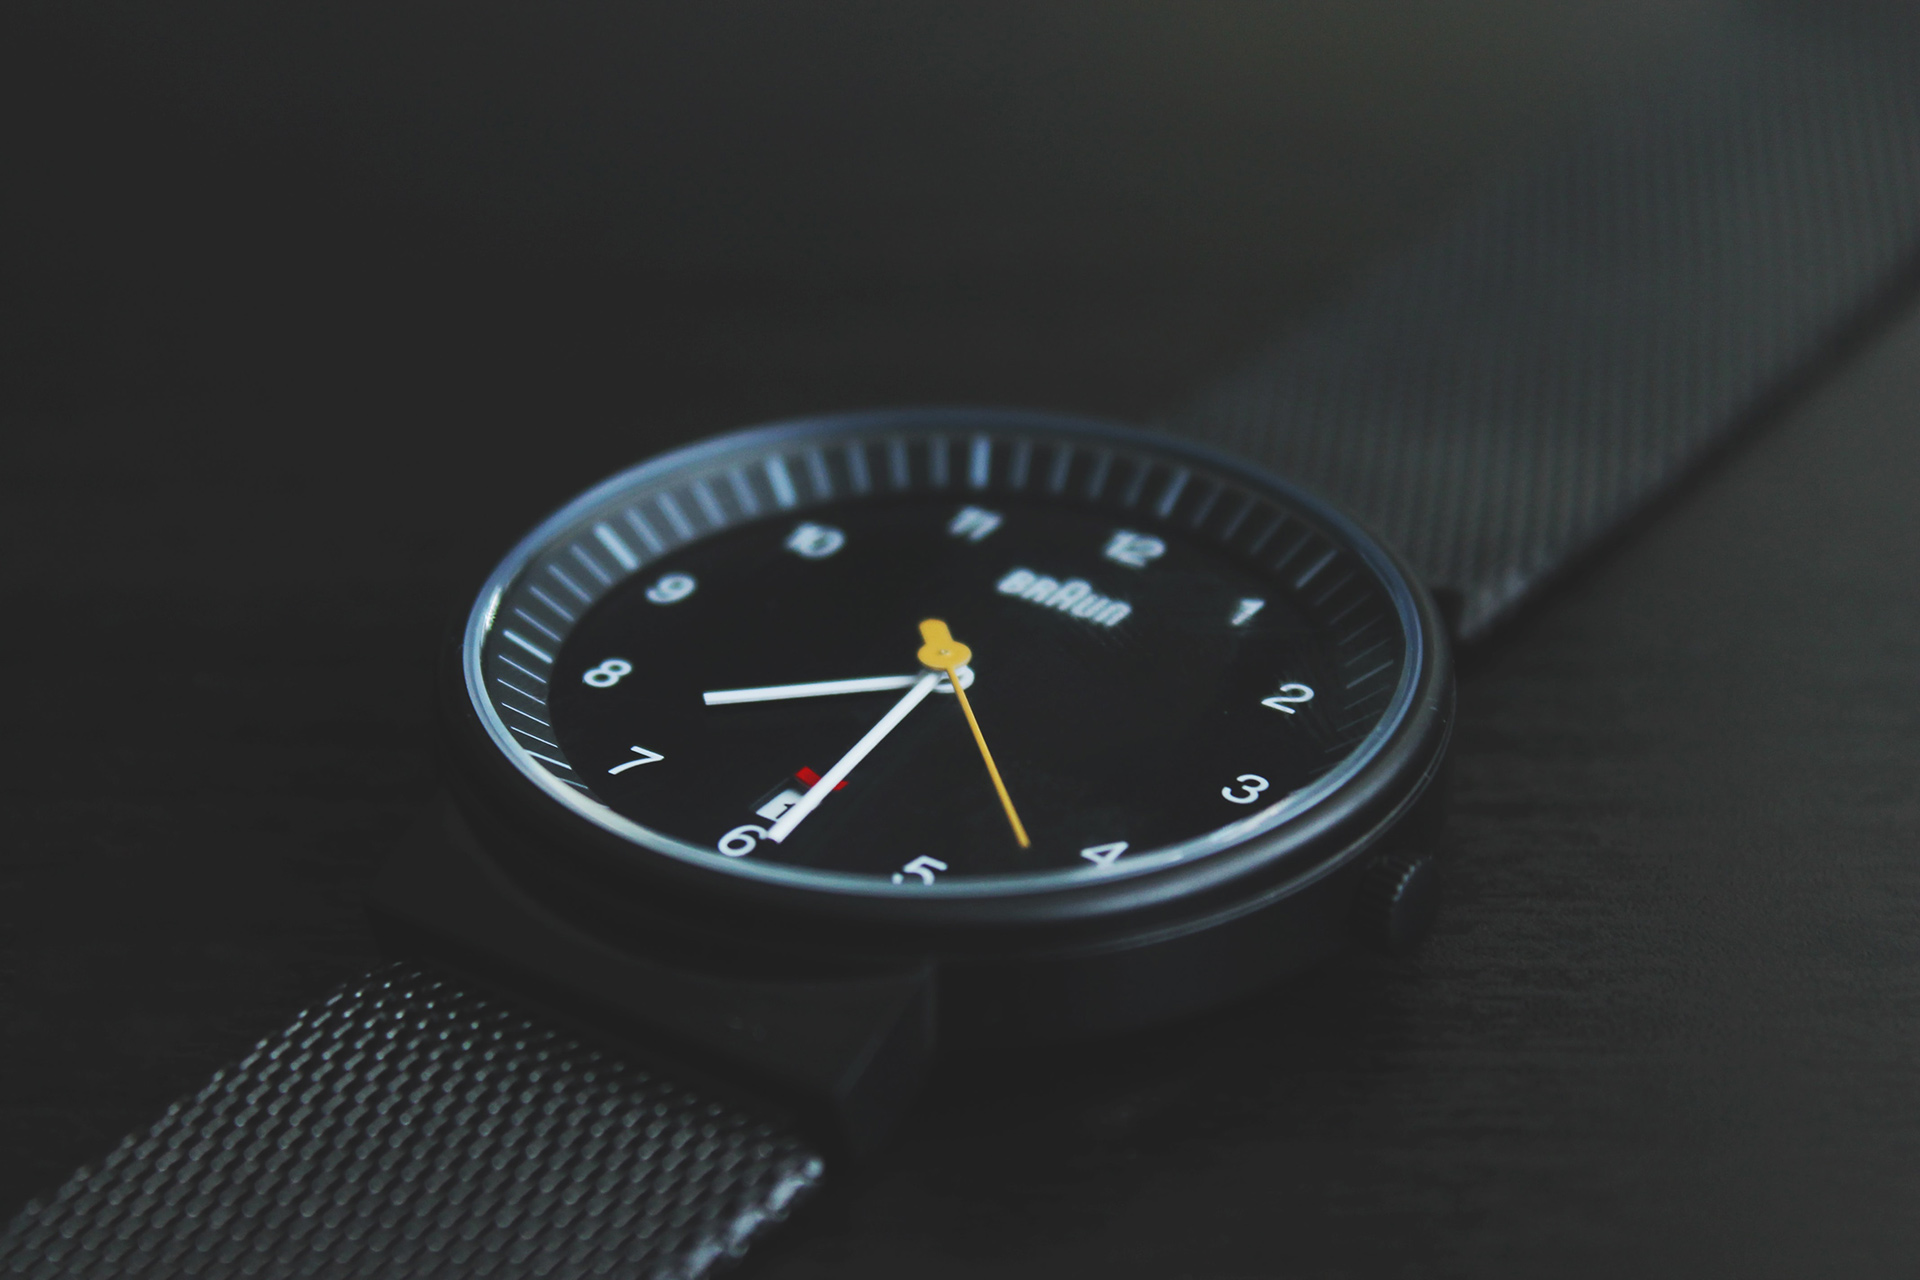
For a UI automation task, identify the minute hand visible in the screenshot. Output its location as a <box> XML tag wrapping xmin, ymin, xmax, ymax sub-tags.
<box><xmin>703</xmin><ymin>667</ymin><xmax>971</xmax><ymax>705</ymax></box>
<box><xmin>763</xmin><ymin>670</ymin><xmax>942</xmax><ymax>843</ymax></box>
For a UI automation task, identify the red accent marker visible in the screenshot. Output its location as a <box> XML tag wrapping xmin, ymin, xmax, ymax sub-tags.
<box><xmin>795</xmin><ymin>767</ymin><xmax>848</xmax><ymax>791</ymax></box>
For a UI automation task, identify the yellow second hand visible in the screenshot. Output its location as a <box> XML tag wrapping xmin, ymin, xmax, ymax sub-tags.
<box><xmin>917</xmin><ymin>618</ymin><xmax>1031</xmax><ymax>849</ymax></box>
<box><xmin>946</xmin><ymin>668</ymin><xmax>1030</xmax><ymax>849</ymax></box>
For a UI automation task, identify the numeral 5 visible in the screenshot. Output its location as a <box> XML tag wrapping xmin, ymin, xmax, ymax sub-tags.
<box><xmin>892</xmin><ymin>855</ymin><xmax>949</xmax><ymax>885</ymax></box>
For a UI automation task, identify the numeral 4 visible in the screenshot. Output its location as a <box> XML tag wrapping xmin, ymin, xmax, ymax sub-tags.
<box><xmin>1079</xmin><ymin>841</ymin><xmax>1128</xmax><ymax>867</ymax></box>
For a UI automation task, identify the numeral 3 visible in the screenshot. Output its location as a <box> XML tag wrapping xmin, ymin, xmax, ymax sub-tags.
<box><xmin>1221</xmin><ymin>774</ymin><xmax>1270</xmax><ymax>804</ymax></box>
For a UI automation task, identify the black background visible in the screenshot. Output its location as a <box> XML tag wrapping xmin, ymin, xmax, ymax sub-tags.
<box><xmin>5</xmin><ymin>2</ymin><xmax>1919</xmax><ymax>1275</ymax></box>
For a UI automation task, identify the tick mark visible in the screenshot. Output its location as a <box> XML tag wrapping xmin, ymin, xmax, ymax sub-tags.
<box><xmin>503</xmin><ymin>630</ymin><xmax>554</xmax><ymax>663</ymax></box>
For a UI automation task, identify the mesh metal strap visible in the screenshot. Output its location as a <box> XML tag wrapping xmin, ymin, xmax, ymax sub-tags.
<box><xmin>0</xmin><ymin>966</ymin><xmax>823</xmax><ymax>1280</ymax></box>
<box><xmin>12</xmin><ymin>6</ymin><xmax>1920</xmax><ymax>1276</ymax></box>
<box><xmin>1171</xmin><ymin>4</ymin><xmax>1920</xmax><ymax>640</ymax></box>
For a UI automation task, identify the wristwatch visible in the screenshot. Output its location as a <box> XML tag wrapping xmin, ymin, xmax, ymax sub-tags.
<box><xmin>9</xmin><ymin>7</ymin><xmax>1920</xmax><ymax>1277</ymax></box>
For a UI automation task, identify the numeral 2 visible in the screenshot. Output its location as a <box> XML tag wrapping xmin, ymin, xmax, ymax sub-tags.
<box><xmin>1261</xmin><ymin>683</ymin><xmax>1314</xmax><ymax>714</ymax></box>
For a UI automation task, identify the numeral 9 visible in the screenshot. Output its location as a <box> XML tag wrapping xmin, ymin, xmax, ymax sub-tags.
<box><xmin>646</xmin><ymin>573</ymin><xmax>697</xmax><ymax>604</ymax></box>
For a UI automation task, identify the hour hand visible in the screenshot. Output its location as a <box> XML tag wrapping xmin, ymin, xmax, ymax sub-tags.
<box><xmin>703</xmin><ymin>667</ymin><xmax>973</xmax><ymax>705</ymax></box>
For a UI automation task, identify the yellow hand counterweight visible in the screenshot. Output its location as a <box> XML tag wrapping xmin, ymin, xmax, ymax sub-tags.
<box><xmin>917</xmin><ymin>618</ymin><xmax>1031</xmax><ymax>848</ymax></box>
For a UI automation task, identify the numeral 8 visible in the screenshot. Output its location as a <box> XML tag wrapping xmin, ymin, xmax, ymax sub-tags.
<box><xmin>583</xmin><ymin>658</ymin><xmax>633</xmax><ymax>688</ymax></box>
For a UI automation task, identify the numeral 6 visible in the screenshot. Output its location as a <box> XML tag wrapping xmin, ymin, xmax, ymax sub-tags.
<box><xmin>718</xmin><ymin>824</ymin><xmax>767</xmax><ymax>857</ymax></box>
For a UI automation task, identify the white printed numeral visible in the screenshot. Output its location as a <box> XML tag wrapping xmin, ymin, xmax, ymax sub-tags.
<box><xmin>1260</xmin><ymin>683</ymin><xmax>1315</xmax><ymax>715</ymax></box>
<box><xmin>949</xmin><ymin>506</ymin><xmax>1004</xmax><ymax>542</ymax></box>
<box><xmin>646</xmin><ymin>573</ymin><xmax>696</xmax><ymax>604</ymax></box>
<box><xmin>1222</xmin><ymin>773</ymin><xmax>1271</xmax><ymax>804</ymax></box>
<box><xmin>1104</xmin><ymin>530</ymin><xmax>1166</xmax><ymax>568</ymax></box>
<box><xmin>718</xmin><ymin>824</ymin><xmax>768</xmax><ymax>857</ymax></box>
<box><xmin>1079</xmin><ymin>841</ymin><xmax>1129</xmax><ymax>868</ymax></box>
<box><xmin>582</xmin><ymin>658</ymin><xmax>633</xmax><ymax>688</ymax></box>
<box><xmin>892</xmin><ymin>855</ymin><xmax>949</xmax><ymax>885</ymax></box>
<box><xmin>606</xmin><ymin>745</ymin><xmax>664</xmax><ymax>775</ymax></box>
<box><xmin>786</xmin><ymin>522</ymin><xmax>846</xmax><ymax>559</ymax></box>
<box><xmin>1232</xmin><ymin>598</ymin><xmax>1266</xmax><ymax>626</ymax></box>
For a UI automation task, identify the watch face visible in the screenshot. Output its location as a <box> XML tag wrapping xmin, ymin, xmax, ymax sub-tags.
<box><xmin>464</xmin><ymin>411</ymin><xmax>1425</xmax><ymax>897</ymax></box>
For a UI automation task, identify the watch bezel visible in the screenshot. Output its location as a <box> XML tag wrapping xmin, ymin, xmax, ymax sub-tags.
<box><xmin>450</xmin><ymin>407</ymin><xmax>1452</xmax><ymax>939</ymax></box>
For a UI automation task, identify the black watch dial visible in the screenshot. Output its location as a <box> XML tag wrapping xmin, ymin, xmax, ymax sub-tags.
<box><xmin>467</xmin><ymin>413</ymin><xmax>1423</xmax><ymax>894</ymax></box>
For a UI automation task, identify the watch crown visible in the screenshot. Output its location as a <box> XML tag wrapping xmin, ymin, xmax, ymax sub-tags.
<box><xmin>1352</xmin><ymin>849</ymin><xmax>1440</xmax><ymax>955</ymax></box>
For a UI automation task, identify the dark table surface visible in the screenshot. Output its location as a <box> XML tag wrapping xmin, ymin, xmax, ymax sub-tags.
<box><xmin>6</xmin><ymin>4</ymin><xmax>1920</xmax><ymax>1275</ymax></box>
